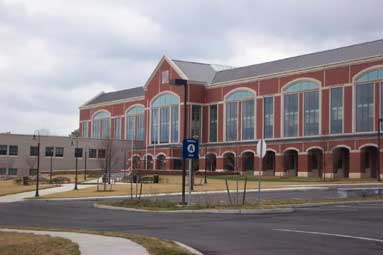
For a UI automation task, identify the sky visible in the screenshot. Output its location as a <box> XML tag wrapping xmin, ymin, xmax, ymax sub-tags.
<box><xmin>0</xmin><ymin>0</ymin><xmax>382</xmax><ymax>136</ymax></box>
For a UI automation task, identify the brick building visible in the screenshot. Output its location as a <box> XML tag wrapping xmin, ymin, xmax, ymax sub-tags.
<box><xmin>79</xmin><ymin>40</ymin><xmax>383</xmax><ymax>179</ymax></box>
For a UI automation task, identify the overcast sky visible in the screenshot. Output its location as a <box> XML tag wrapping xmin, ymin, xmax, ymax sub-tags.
<box><xmin>0</xmin><ymin>0</ymin><xmax>382</xmax><ymax>136</ymax></box>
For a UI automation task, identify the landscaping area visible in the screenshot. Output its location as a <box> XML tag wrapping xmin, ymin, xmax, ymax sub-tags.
<box><xmin>0</xmin><ymin>227</ymin><xmax>195</xmax><ymax>255</ymax></box>
<box><xmin>0</xmin><ymin>179</ymin><xmax>57</xmax><ymax>197</ymax></box>
<box><xmin>0</xmin><ymin>231</ymin><xmax>80</xmax><ymax>255</ymax></box>
<box><xmin>42</xmin><ymin>174</ymin><xmax>381</xmax><ymax>199</ymax></box>
<box><xmin>98</xmin><ymin>196</ymin><xmax>383</xmax><ymax>211</ymax></box>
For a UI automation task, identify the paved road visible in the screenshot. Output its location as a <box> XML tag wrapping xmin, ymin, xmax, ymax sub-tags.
<box><xmin>0</xmin><ymin>197</ymin><xmax>382</xmax><ymax>254</ymax></box>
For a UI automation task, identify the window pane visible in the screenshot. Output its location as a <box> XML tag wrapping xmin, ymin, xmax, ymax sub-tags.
<box><xmin>242</xmin><ymin>100</ymin><xmax>254</xmax><ymax>140</ymax></box>
<box><xmin>9</xmin><ymin>145</ymin><xmax>18</xmax><ymax>156</ymax></box>
<box><xmin>93</xmin><ymin>120</ymin><xmax>100</xmax><ymax>138</ymax></box>
<box><xmin>304</xmin><ymin>91</ymin><xmax>319</xmax><ymax>136</ymax></box>
<box><xmin>55</xmin><ymin>147</ymin><xmax>64</xmax><ymax>157</ymax></box>
<box><xmin>226</xmin><ymin>102</ymin><xmax>237</xmax><ymax>141</ymax></box>
<box><xmin>8</xmin><ymin>168</ymin><xmax>17</xmax><ymax>175</ymax></box>
<box><xmin>126</xmin><ymin>116</ymin><xmax>135</xmax><ymax>140</ymax></box>
<box><xmin>101</xmin><ymin>119</ymin><xmax>110</xmax><ymax>138</ymax></box>
<box><xmin>171</xmin><ymin>106</ymin><xmax>178</xmax><ymax>143</ymax></box>
<box><xmin>89</xmin><ymin>149</ymin><xmax>97</xmax><ymax>158</ymax></box>
<box><xmin>137</xmin><ymin>114</ymin><xmax>144</xmax><ymax>141</ymax></box>
<box><xmin>331</xmin><ymin>88</ymin><xmax>343</xmax><ymax>134</ymax></box>
<box><xmin>151</xmin><ymin>109</ymin><xmax>158</xmax><ymax>144</ymax></box>
<box><xmin>45</xmin><ymin>147</ymin><xmax>54</xmax><ymax>157</ymax></box>
<box><xmin>160</xmin><ymin>107</ymin><xmax>170</xmax><ymax>143</ymax></box>
<box><xmin>284</xmin><ymin>94</ymin><xmax>298</xmax><ymax>137</ymax></box>
<box><xmin>191</xmin><ymin>105</ymin><xmax>202</xmax><ymax>139</ymax></box>
<box><xmin>0</xmin><ymin>145</ymin><xmax>7</xmax><ymax>155</ymax></box>
<box><xmin>30</xmin><ymin>146</ymin><xmax>38</xmax><ymax>156</ymax></box>
<box><xmin>209</xmin><ymin>105</ymin><xmax>217</xmax><ymax>142</ymax></box>
<box><xmin>114</xmin><ymin>118</ymin><xmax>121</xmax><ymax>139</ymax></box>
<box><xmin>82</xmin><ymin>122</ymin><xmax>89</xmax><ymax>138</ymax></box>
<box><xmin>356</xmin><ymin>83</ymin><xmax>374</xmax><ymax>132</ymax></box>
<box><xmin>264</xmin><ymin>97</ymin><xmax>274</xmax><ymax>138</ymax></box>
<box><xmin>0</xmin><ymin>168</ymin><xmax>6</xmax><ymax>175</ymax></box>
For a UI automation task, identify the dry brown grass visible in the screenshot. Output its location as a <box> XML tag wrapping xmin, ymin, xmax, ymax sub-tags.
<box><xmin>0</xmin><ymin>180</ymin><xmax>55</xmax><ymax>196</ymax></box>
<box><xmin>44</xmin><ymin>175</ymin><xmax>320</xmax><ymax>199</ymax></box>
<box><xmin>0</xmin><ymin>231</ymin><xmax>80</xmax><ymax>255</ymax></box>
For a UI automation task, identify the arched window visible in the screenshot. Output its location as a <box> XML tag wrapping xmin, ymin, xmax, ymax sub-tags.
<box><xmin>126</xmin><ymin>106</ymin><xmax>144</xmax><ymax>141</ymax></box>
<box><xmin>223</xmin><ymin>152</ymin><xmax>235</xmax><ymax>171</ymax></box>
<box><xmin>355</xmin><ymin>67</ymin><xmax>383</xmax><ymax>132</ymax></box>
<box><xmin>92</xmin><ymin>111</ymin><xmax>110</xmax><ymax>138</ymax></box>
<box><xmin>151</xmin><ymin>93</ymin><xmax>179</xmax><ymax>144</ymax></box>
<box><xmin>225</xmin><ymin>89</ymin><xmax>255</xmax><ymax>141</ymax></box>
<box><xmin>283</xmin><ymin>80</ymin><xmax>320</xmax><ymax>137</ymax></box>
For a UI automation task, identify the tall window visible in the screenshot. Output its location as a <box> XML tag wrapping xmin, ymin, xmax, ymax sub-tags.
<box><xmin>331</xmin><ymin>87</ymin><xmax>343</xmax><ymax>134</ymax></box>
<box><xmin>209</xmin><ymin>105</ymin><xmax>217</xmax><ymax>142</ymax></box>
<box><xmin>264</xmin><ymin>97</ymin><xmax>274</xmax><ymax>138</ymax></box>
<box><xmin>283</xmin><ymin>80</ymin><xmax>320</xmax><ymax>137</ymax></box>
<box><xmin>356</xmin><ymin>83</ymin><xmax>374</xmax><ymax>132</ymax></box>
<box><xmin>113</xmin><ymin>118</ymin><xmax>121</xmax><ymax>139</ymax></box>
<box><xmin>161</xmin><ymin>70</ymin><xmax>169</xmax><ymax>84</ymax></box>
<box><xmin>225</xmin><ymin>90</ymin><xmax>255</xmax><ymax>141</ymax></box>
<box><xmin>304</xmin><ymin>91</ymin><xmax>319</xmax><ymax>136</ymax></box>
<box><xmin>0</xmin><ymin>145</ymin><xmax>6</xmax><ymax>155</ymax></box>
<box><xmin>191</xmin><ymin>105</ymin><xmax>202</xmax><ymax>139</ymax></box>
<box><xmin>126</xmin><ymin>106</ymin><xmax>145</xmax><ymax>141</ymax></box>
<box><xmin>82</xmin><ymin>121</ymin><xmax>89</xmax><ymax>138</ymax></box>
<box><xmin>354</xmin><ymin>67</ymin><xmax>383</xmax><ymax>132</ymax></box>
<box><xmin>284</xmin><ymin>94</ymin><xmax>298</xmax><ymax>137</ymax></box>
<box><xmin>151</xmin><ymin>93</ymin><xmax>179</xmax><ymax>144</ymax></box>
<box><xmin>92</xmin><ymin>111</ymin><xmax>110</xmax><ymax>138</ymax></box>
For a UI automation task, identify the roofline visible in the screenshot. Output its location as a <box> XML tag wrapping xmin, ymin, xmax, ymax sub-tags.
<box><xmin>208</xmin><ymin>54</ymin><xmax>383</xmax><ymax>88</ymax></box>
<box><xmin>80</xmin><ymin>91</ymin><xmax>105</xmax><ymax>107</ymax></box>
<box><xmin>143</xmin><ymin>55</ymin><xmax>188</xmax><ymax>89</ymax></box>
<box><xmin>79</xmin><ymin>95</ymin><xmax>145</xmax><ymax>110</ymax></box>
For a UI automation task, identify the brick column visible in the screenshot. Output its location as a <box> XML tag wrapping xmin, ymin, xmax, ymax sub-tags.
<box><xmin>297</xmin><ymin>153</ymin><xmax>309</xmax><ymax>177</ymax></box>
<box><xmin>199</xmin><ymin>158</ymin><xmax>206</xmax><ymax>171</ymax></box>
<box><xmin>275</xmin><ymin>154</ymin><xmax>285</xmax><ymax>176</ymax></box>
<box><xmin>254</xmin><ymin>156</ymin><xmax>261</xmax><ymax>175</ymax></box>
<box><xmin>216</xmin><ymin>157</ymin><xmax>224</xmax><ymax>172</ymax></box>
<box><xmin>349</xmin><ymin>151</ymin><xmax>361</xmax><ymax>178</ymax></box>
<box><xmin>323</xmin><ymin>152</ymin><xmax>334</xmax><ymax>179</ymax></box>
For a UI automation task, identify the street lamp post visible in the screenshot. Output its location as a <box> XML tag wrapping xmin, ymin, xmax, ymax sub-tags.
<box><xmin>84</xmin><ymin>148</ymin><xmax>87</xmax><ymax>181</ymax></box>
<box><xmin>377</xmin><ymin>118</ymin><xmax>382</xmax><ymax>182</ymax></box>
<box><xmin>170</xmin><ymin>78</ymin><xmax>188</xmax><ymax>204</ymax></box>
<box><xmin>32</xmin><ymin>131</ymin><xmax>41</xmax><ymax>197</ymax></box>
<box><xmin>71</xmin><ymin>136</ymin><xmax>79</xmax><ymax>190</ymax></box>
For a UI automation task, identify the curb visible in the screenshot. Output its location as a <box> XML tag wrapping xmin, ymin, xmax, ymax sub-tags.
<box><xmin>93</xmin><ymin>203</ymin><xmax>295</xmax><ymax>214</ymax></box>
<box><xmin>174</xmin><ymin>241</ymin><xmax>204</xmax><ymax>255</ymax></box>
<box><xmin>289</xmin><ymin>199</ymin><xmax>383</xmax><ymax>208</ymax></box>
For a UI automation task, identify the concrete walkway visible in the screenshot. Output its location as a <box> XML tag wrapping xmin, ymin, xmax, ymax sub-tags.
<box><xmin>0</xmin><ymin>229</ymin><xmax>149</xmax><ymax>255</ymax></box>
<box><xmin>0</xmin><ymin>184</ymin><xmax>93</xmax><ymax>203</ymax></box>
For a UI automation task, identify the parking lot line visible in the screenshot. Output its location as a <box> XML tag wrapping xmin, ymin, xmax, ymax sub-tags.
<box><xmin>273</xmin><ymin>228</ymin><xmax>383</xmax><ymax>243</ymax></box>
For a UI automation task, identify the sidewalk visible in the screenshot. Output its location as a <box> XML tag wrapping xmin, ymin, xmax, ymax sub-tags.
<box><xmin>0</xmin><ymin>184</ymin><xmax>94</xmax><ymax>203</ymax></box>
<box><xmin>0</xmin><ymin>229</ymin><xmax>149</xmax><ymax>255</ymax></box>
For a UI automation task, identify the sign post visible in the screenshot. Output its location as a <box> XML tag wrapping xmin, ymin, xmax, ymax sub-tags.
<box><xmin>256</xmin><ymin>139</ymin><xmax>267</xmax><ymax>201</ymax></box>
<box><xmin>183</xmin><ymin>139</ymin><xmax>199</xmax><ymax>206</ymax></box>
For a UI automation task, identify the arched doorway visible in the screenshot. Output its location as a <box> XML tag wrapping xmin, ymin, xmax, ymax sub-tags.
<box><xmin>223</xmin><ymin>152</ymin><xmax>235</xmax><ymax>171</ymax></box>
<box><xmin>242</xmin><ymin>151</ymin><xmax>254</xmax><ymax>172</ymax></box>
<box><xmin>360</xmin><ymin>146</ymin><xmax>378</xmax><ymax>178</ymax></box>
<box><xmin>332</xmin><ymin>147</ymin><xmax>350</xmax><ymax>178</ymax></box>
<box><xmin>308</xmin><ymin>149</ymin><xmax>323</xmax><ymax>177</ymax></box>
<box><xmin>263</xmin><ymin>151</ymin><xmax>275</xmax><ymax>176</ymax></box>
<box><xmin>132</xmin><ymin>156</ymin><xmax>141</xmax><ymax>170</ymax></box>
<box><xmin>205</xmin><ymin>154</ymin><xmax>216</xmax><ymax>172</ymax></box>
<box><xmin>144</xmin><ymin>155</ymin><xmax>153</xmax><ymax>170</ymax></box>
<box><xmin>284</xmin><ymin>150</ymin><xmax>298</xmax><ymax>176</ymax></box>
<box><xmin>157</xmin><ymin>155</ymin><xmax>166</xmax><ymax>170</ymax></box>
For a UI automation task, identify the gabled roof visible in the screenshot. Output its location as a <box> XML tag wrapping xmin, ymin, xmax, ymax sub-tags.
<box><xmin>84</xmin><ymin>86</ymin><xmax>144</xmax><ymax>106</ymax></box>
<box><xmin>212</xmin><ymin>39</ymin><xmax>383</xmax><ymax>84</ymax></box>
<box><xmin>172</xmin><ymin>60</ymin><xmax>234</xmax><ymax>83</ymax></box>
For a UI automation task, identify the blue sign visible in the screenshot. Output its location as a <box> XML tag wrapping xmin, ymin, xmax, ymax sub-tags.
<box><xmin>183</xmin><ymin>139</ymin><xmax>199</xmax><ymax>159</ymax></box>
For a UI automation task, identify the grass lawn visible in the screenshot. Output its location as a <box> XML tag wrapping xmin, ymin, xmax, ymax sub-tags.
<box><xmin>42</xmin><ymin>174</ymin><xmax>381</xmax><ymax>199</ymax></box>
<box><xmin>99</xmin><ymin>196</ymin><xmax>383</xmax><ymax>211</ymax></box>
<box><xmin>0</xmin><ymin>227</ymin><xmax>194</xmax><ymax>255</ymax></box>
<box><xmin>0</xmin><ymin>180</ymin><xmax>56</xmax><ymax>196</ymax></box>
<box><xmin>0</xmin><ymin>231</ymin><xmax>80</xmax><ymax>255</ymax></box>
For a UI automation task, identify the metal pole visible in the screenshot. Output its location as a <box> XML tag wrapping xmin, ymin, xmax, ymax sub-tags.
<box><xmin>35</xmin><ymin>140</ymin><xmax>40</xmax><ymax>197</ymax></box>
<box><xmin>188</xmin><ymin>159</ymin><xmax>192</xmax><ymax>206</ymax></box>
<box><xmin>378</xmin><ymin>118</ymin><xmax>382</xmax><ymax>182</ymax></box>
<box><xmin>258</xmin><ymin>140</ymin><xmax>263</xmax><ymax>201</ymax></box>
<box><xmin>84</xmin><ymin>149</ymin><xmax>87</xmax><ymax>181</ymax></box>
<box><xmin>74</xmin><ymin>140</ymin><xmax>78</xmax><ymax>190</ymax></box>
<box><xmin>182</xmin><ymin>82</ymin><xmax>188</xmax><ymax>204</ymax></box>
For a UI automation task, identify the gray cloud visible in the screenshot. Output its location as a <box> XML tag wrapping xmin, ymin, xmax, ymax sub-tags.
<box><xmin>0</xmin><ymin>0</ymin><xmax>382</xmax><ymax>135</ymax></box>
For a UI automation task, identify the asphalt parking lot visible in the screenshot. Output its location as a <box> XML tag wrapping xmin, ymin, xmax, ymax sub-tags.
<box><xmin>0</xmin><ymin>193</ymin><xmax>382</xmax><ymax>255</ymax></box>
